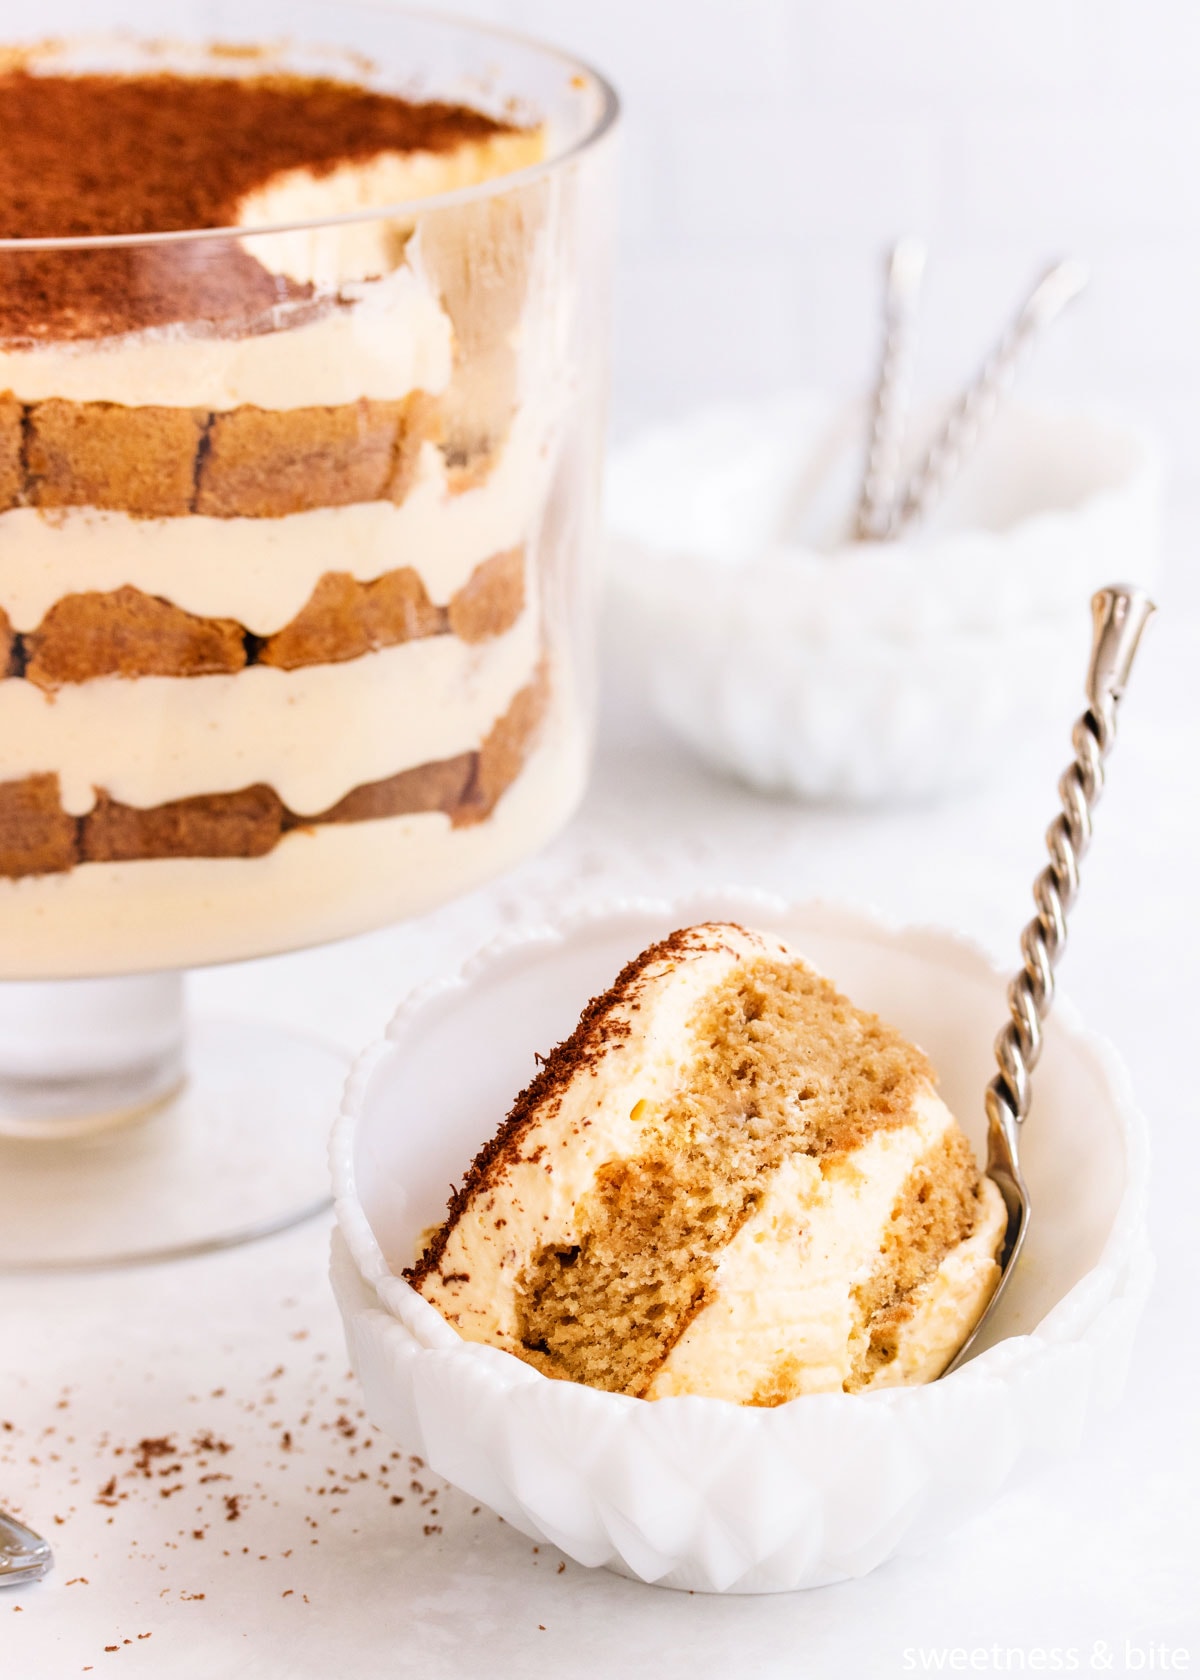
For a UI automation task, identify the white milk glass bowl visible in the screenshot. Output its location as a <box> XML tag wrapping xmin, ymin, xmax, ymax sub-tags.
<box><xmin>331</xmin><ymin>892</ymin><xmax>1150</xmax><ymax>1593</ymax></box>
<box><xmin>607</xmin><ymin>397</ymin><xmax>1161</xmax><ymax>803</ymax></box>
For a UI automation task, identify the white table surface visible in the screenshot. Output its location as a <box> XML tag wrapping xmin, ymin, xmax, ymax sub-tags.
<box><xmin>4</xmin><ymin>564</ymin><xmax>1197</xmax><ymax>1679</ymax></box>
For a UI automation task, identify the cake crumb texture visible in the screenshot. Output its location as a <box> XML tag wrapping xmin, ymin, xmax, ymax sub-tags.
<box><xmin>194</xmin><ymin>399</ymin><xmax>428</xmax><ymax>519</ymax></box>
<box><xmin>309</xmin><ymin>755</ymin><xmax>473</xmax><ymax>828</ymax></box>
<box><xmin>0</xmin><ymin>393</ymin><xmax>22</xmax><ymax>505</ymax></box>
<box><xmin>256</xmin><ymin>570</ymin><xmax>442</xmax><ymax>671</ymax></box>
<box><xmin>23</xmin><ymin>587</ymin><xmax>246</xmax><ymax>688</ymax></box>
<box><xmin>3</xmin><ymin>546</ymin><xmax>526</xmax><ymax>685</ymax></box>
<box><xmin>83</xmin><ymin>783</ymin><xmax>284</xmax><ymax>864</ymax></box>
<box><xmin>511</xmin><ymin>952</ymin><xmax>937</xmax><ymax>1396</ymax></box>
<box><xmin>445</xmin><ymin>547</ymin><xmax>525</xmax><ymax>645</ymax></box>
<box><xmin>26</xmin><ymin>400</ymin><xmax>208</xmax><ymax>518</ymax></box>
<box><xmin>458</xmin><ymin>659</ymin><xmax>549</xmax><ymax>824</ymax></box>
<box><xmin>0</xmin><ymin>394</ymin><xmax>446</xmax><ymax>519</ymax></box>
<box><xmin>0</xmin><ymin>771</ymin><xmax>78</xmax><ymax>876</ymax></box>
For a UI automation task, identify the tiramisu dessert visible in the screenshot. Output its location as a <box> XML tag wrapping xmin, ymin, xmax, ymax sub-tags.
<box><xmin>410</xmin><ymin>923</ymin><xmax>1006</xmax><ymax>1402</ymax></box>
<box><xmin>0</xmin><ymin>50</ymin><xmax>596</xmax><ymax>977</ymax></box>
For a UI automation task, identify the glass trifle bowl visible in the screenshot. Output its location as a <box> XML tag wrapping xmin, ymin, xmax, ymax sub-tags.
<box><xmin>0</xmin><ymin>3</ymin><xmax>618</xmax><ymax>1265</ymax></box>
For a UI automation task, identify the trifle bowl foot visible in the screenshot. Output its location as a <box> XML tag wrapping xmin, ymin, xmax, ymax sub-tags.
<box><xmin>0</xmin><ymin>978</ymin><xmax>344</xmax><ymax>1270</ymax></box>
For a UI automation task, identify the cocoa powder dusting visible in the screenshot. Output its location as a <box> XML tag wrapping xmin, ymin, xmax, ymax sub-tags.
<box><xmin>0</xmin><ymin>69</ymin><xmax>518</xmax><ymax>341</ymax></box>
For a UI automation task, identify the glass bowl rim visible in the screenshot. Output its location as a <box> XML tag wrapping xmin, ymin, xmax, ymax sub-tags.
<box><xmin>0</xmin><ymin>1</ymin><xmax>620</xmax><ymax>253</ymax></box>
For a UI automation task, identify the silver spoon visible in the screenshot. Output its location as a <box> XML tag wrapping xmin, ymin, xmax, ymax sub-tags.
<box><xmin>854</xmin><ymin>236</ymin><xmax>926</xmax><ymax>542</ymax></box>
<box><xmin>0</xmin><ymin>1506</ymin><xmax>52</xmax><ymax>1587</ymax></box>
<box><xmin>944</xmin><ymin>583</ymin><xmax>1156</xmax><ymax>1376</ymax></box>
<box><xmin>886</xmin><ymin>257</ymin><xmax>1089</xmax><ymax>539</ymax></box>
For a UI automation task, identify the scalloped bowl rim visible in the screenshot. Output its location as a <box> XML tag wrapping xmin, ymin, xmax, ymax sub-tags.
<box><xmin>608</xmin><ymin>400</ymin><xmax>1160</xmax><ymax>564</ymax></box>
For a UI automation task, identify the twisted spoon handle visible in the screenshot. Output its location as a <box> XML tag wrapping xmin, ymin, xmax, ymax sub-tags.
<box><xmin>888</xmin><ymin>258</ymin><xmax>1088</xmax><ymax>538</ymax></box>
<box><xmin>987</xmin><ymin>586</ymin><xmax>1156</xmax><ymax>1144</ymax></box>
<box><xmin>854</xmin><ymin>238</ymin><xmax>926</xmax><ymax>542</ymax></box>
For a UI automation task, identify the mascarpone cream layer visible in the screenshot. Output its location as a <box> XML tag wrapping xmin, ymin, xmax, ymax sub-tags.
<box><xmin>0</xmin><ymin>598</ymin><xmax>540</xmax><ymax>815</ymax></box>
<box><xmin>0</xmin><ymin>264</ymin><xmax>452</xmax><ymax>409</ymax></box>
<box><xmin>645</xmin><ymin>1092</ymin><xmax>1004</xmax><ymax>1400</ymax></box>
<box><xmin>0</xmin><ymin>405</ymin><xmax>550</xmax><ymax>632</ymax></box>
<box><xmin>0</xmin><ymin>695</ymin><xmax>587</xmax><ymax>980</ymax></box>
<box><xmin>238</xmin><ymin>131</ymin><xmax>545</xmax><ymax>286</ymax></box>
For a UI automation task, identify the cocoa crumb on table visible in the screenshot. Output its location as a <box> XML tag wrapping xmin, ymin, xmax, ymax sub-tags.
<box><xmin>11</xmin><ymin>1327</ymin><xmax>472</xmax><ymax>1605</ymax></box>
<box><xmin>132</xmin><ymin>1437</ymin><xmax>176</xmax><ymax>1475</ymax></box>
<box><xmin>193</xmin><ymin>1432</ymin><xmax>232</xmax><ymax>1455</ymax></box>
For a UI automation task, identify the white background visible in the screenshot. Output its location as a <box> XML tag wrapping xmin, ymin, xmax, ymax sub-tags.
<box><xmin>5</xmin><ymin>6</ymin><xmax>1199</xmax><ymax>1676</ymax></box>
<box><xmin>421</xmin><ymin>0</ymin><xmax>1200</xmax><ymax>539</ymax></box>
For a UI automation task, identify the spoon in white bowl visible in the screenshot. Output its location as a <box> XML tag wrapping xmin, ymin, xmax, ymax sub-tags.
<box><xmin>854</xmin><ymin>236</ymin><xmax>926</xmax><ymax>542</ymax></box>
<box><xmin>885</xmin><ymin>257</ymin><xmax>1089</xmax><ymax>540</ymax></box>
<box><xmin>0</xmin><ymin>1506</ymin><xmax>52</xmax><ymax>1586</ymax></box>
<box><xmin>943</xmin><ymin>584</ymin><xmax>1156</xmax><ymax>1376</ymax></box>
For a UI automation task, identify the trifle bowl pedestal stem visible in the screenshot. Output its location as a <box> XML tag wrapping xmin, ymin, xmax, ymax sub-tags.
<box><xmin>0</xmin><ymin>975</ymin><xmax>346</xmax><ymax>1270</ymax></box>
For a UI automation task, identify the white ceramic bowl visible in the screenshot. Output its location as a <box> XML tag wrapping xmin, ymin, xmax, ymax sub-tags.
<box><xmin>606</xmin><ymin>397</ymin><xmax>1162</xmax><ymax>802</ymax></box>
<box><xmin>330</xmin><ymin>893</ymin><xmax>1151</xmax><ymax>1593</ymax></box>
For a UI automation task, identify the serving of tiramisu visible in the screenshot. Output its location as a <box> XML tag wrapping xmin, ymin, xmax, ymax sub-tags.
<box><xmin>0</xmin><ymin>43</ymin><xmax>611</xmax><ymax>977</ymax></box>
<box><xmin>410</xmin><ymin>922</ymin><xmax>1006</xmax><ymax>1402</ymax></box>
